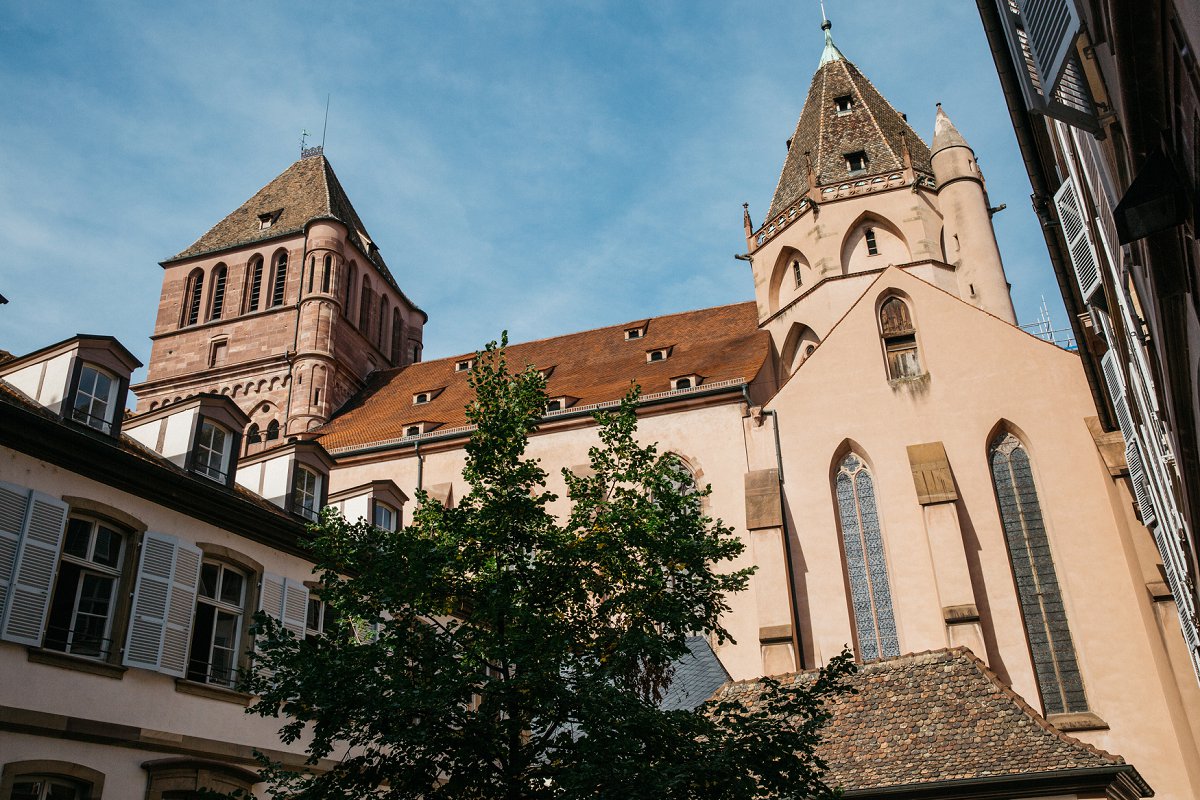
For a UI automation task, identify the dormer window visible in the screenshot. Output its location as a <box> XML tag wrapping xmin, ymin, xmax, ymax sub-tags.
<box><xmin>292</xmin><ymin>466</ymin><xmax>322</xmax><ymax>522</ymax></box>
<box><xmin>373</xmin><ymin>501</ymin><xmax>397</xmax><ymax>532</ymax></box>
<box><xmin>846</xmin><ymin>151</ymin><xmax>869</xmax><ymax>175</ymax></box>
<box><xmin>671</xmin><ymin>375</ymin><xmax>700</xmax><ymax>391</ymax></box>
<box><xmin>624</xmin><ymin>327</ymin><xmax>645</xmax><ymax>340</ymax></box>
<box><xmin>71</xmin><ymin>365</ymin><xmax>118</xmax><ymax>433</ymax></box>
<box><xmin>646</xmin><ymin>347</ymin><xmax>671</xmax><ymax>363</ymax></box>
<box><xmin>455</xmin><ymin>359</ymin><xmax>474</xmax><ymax>372</ymax></box>
<box><xmin>193</xmin><ymin>419</ymin><xmax>233</xmax><ymax>483</ymax></box>
<box><xmin>258</xmin><ymin>210</ymin><xmax>281</xmax><ymax>230</ymax></box>
<box><xmin>538</xmin><ymin>366</ymin><xmax>556</xmax><ymax>380</ymax></box>
<box><xmin>834</xmin><ymin>95</ymin><xmax>854</xmax><ymax>114</ymax></box>
<box><xmin>414</xmin><ymin>392</ymin><xmax>430</xmax><ymax>405</ymax></box>
<box><xmin>546</xmin><ymin>397</ymin><xmax>575</xmax><ymax>413</ymax></box>
<box><xmin>405</xmin><ymin>425</ymin><xmax>421</xmax><ymax>437</ymax></box>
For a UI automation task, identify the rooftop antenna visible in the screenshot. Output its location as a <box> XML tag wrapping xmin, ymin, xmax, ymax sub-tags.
<box><xmin>321</xmin><ymin>94</ymin><xmax>330</xmax><ymax>149</ymax></box>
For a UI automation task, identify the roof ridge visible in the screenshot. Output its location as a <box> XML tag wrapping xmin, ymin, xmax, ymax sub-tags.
<box><xmin>404</xmin><ymin>300</ymin><xmax>760</xmax><ymax>365</ymax></box>
<box><xmin>954</xmin><ymin>648</ymin><xmax>1126</xmax><ymax>766</ymax></box>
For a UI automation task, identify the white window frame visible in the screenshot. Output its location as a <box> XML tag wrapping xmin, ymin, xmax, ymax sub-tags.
<box><xmin>188</xmin><ymin>560</ymin><xmax>246</xmax><ymax>687</ymax></box>
<box><xmin>44</xmin><ymin>516</ymin><xmax>126</xmax><ymax>660</ymax></box>
<box><xmin>193</xmin><ymin>419</ymin><xmax>233</xmax><ymax>483</ymax></box>
<box><xmin>71</xmin><ymin>364</ymin><xmax>118</xmax><ymax>433</ymax></box>
<box><xmin>292</xmin><ymin>466</ymin><xmax>322</xmax><ymax>521</ymax></box>
<box><xmin>373</xmin><ymin>501</ymin><xmax>396</xmax><ymax>532</ymax></box>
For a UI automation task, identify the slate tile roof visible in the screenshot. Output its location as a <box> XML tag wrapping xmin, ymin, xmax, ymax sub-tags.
<box><xmin>766</xmin><ymin>46</ymin><xmax>934</xmax><ymax>222</ymax></box>
<box><xmin>659</xmin><ymin>636</ymin><xmax>732</xmax><ymax>712</ymax></box>
<box><xmin>709</xmin><ymin>648</ymin><xmax>1149</xmax><ymax>795</ymax></box>
<box><xmin>315</xmin><ymin>302</ymin><xmax>769</xmax><ymax>452</ymax></box>
<box><xmin>165</xmin><ymin>154</ymin><xmax>420</xmax><ymax>313</ymax></box>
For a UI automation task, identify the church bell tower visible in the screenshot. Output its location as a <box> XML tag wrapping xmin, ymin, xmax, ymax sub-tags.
<box><xmin>743</xmin><ymin>20</ymin><xmax>1017</xmax><ymax>374</ymax></box>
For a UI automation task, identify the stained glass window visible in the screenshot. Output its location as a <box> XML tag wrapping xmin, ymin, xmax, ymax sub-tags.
<box><xmin>990</xmin><ymin>432</ymin><xmax>1088</xmax><ymax>715</ymax></box>
<box><xmin>835</xmin><ymin>453</ymin><xmax>899</xmax><ymax>661</ymax></box>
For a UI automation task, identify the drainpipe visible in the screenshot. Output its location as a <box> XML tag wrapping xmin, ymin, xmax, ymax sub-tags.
<box><xmin>415</xmin><ymin>438</ymin><xmax>424</xmax><ymax>491</ymax></box>
<box><xmin>742</xmin><ymin>385</ymin><xmax>805</xmax><ymax>669</ymax></box>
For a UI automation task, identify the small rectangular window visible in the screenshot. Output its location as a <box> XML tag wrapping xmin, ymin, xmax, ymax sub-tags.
<box><xmin>846</xmin><ymin>151</ymin><xmax>869</xmax><ymax>175</ymax></box>
<box><xmin>374</xmin><ymin>502</ymin><xmax>396</xmax><ymax>532</ymax></box>
<box><xmin>834</xmin><ymin>95</ymin><xmax>853</xmax><ymax>114</ymax></box>
<box><xmin>865</xmin><ymin>228</ymin><xmax>879</xmax><ymax>256</ymax></box>
<box><xmin>405</xmin><ymin>425</ymin><xmax>421</xmax><ymax>437</ymax></box>
<box><xmin>292</xmin><ymin>466</ymin><xmax>322</xmax><ymax>521</ymax></box>
<box><xmin>209</xmin><ymin>340</ymin><xmax>228</xmax><ymax>368</ymax></box>
<box><xmin>193</xmin><ymin>420</ymin><xmax>232</xmax><ymax>482</ymax></box>
<box><xmin>455</xmin><ymin>359</ymin><xmax>474</xmax><ymax>372</ymax></box>
<box><xmin>624</xmin><ymin>327</ymin><xmax>644</xmax><ymax>340</ymax></box>
<box><xmin>71</xmin><ymin>364</ymin><xmax>118</xmax><ymax>434</ymax></box>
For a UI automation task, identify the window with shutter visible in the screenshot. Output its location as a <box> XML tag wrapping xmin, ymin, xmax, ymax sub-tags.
<box><xmin>123</xmin><ymin>532</ymin><xmax>201</xmax><ymax>677</ymax></box>
<box><xmin>0</xmin><ymin>491</ymin><xmax>69</xmax><ymax>647</ymax></box>
<box><xmin>0</xmin><ymin>482</ymin><xmax>30</xmax><ymax>624</ymax></box>
<box><xmin>187</xmin><ymin>560</ymin><xmax>246</xmax><ymax>686</ymax></box>
<box><xmin>43</xmin><ymin>516</ymin><xmax>126</xmax><ymax>659</ymax></box>
<box><xmin>1053</xmin><ymin>178</ymin><xmax>1102</xmax><ymax>301</ymax></box>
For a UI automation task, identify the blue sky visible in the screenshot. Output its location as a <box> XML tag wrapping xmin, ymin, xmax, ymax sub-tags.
<box><xmin>0</xmin><ymin>1</ymin><xmax>1067</xmax><ymax>380</ymax></box>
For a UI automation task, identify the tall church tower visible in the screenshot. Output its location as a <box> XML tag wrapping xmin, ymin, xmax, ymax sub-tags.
<box><xmin>744</xmin><ymin>21</ymin><xmax>1016</xmax><ymax>375</ymax></box>
<box><xmin>132</xmin><ymin>149</ymin><xmax>426</xmax><ymax>445</ymax></box>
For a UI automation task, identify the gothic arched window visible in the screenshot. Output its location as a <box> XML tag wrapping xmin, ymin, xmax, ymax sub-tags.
<box><xmin>265</xmin><ymin>419</ymin><xmax>280</xmax><ymax>441</ymax></box>
<box><xmin>990</xmin><ymin>432</ymin><xmax>1088</xmax><ymax>715</ymax></box>
<box><xmin>246</xmin><ymin>256</ymin><xmax>264</xmax><ymax>312</ymax></box>
<box><xmin>182</xmin><ymin>269</ymin><xmax>204</xmax><ymax>327</ymax></box>
<box><xmin>879</xmin><ymin>297</ymin><xmax>921</xmax><ymax>380</ymax></box>
<box><xmin>307</xmin><ymin>256</ymin><xmax>316</xmax><ymax>293</ymax></box>
<box><xmin>391</xmin><ymin>309</ymin><xmax>403</xmax><ymax>366</ymax></box>
<box><xmin>269</xmin><ymin>251</ymin><xmax>288</xmax><ymax>307</ymax></box>
<box><xmin>359</xmin><ymin>277</ymin><xmax>372</xmax><ymax>332</ymax></box>
<box><xmin>834</xmin><ymin>452</ymin><xmax>899</xmax><ymax>661</ymax></box>
<box><xmin>343</xmin><ymin>263</ymin><xmax>356</xmax><ymax>319</ymax></box>
<box><xmin>378</xmin><ymin>297</ymin><xmax>388</xmax><ymax>347</ymax></box>
<box><xmin>322</xmin><ymin>255</ymin><xmax>332</xmax><ymax>293</ymax></box>
<box><xmin>209</xmin><ymin>264</ymin><xmax>228</xmax><ymax>320</ymax></box>
<box><xmin>246</xmin><ymin>423</ymin><xmax>261</xmax><ymax>444</ymax></box>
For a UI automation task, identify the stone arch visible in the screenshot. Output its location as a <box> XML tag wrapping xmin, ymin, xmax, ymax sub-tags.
<box><xmin>269</xmin><ymin>376</ymin><xmax>281</xmax><ymax>392</ymax></box>
<box><xmin>839</xmin><ymin>212</ymin><xmax>910</xmax><ymax>275</ymax></box>
<box><xmin>768</xmin><ymin>246</ymin><xmax>812</xmax><ymax>313</ymax></box>
<box><xmin>780</xmin><ymin>322</ymin><xmax>821</xmax><ymax>376</ymax></box>
<box><xmin>661</xmin><ymin>451</ymin><xmax>710</xmax><ymax>514</ymax></box>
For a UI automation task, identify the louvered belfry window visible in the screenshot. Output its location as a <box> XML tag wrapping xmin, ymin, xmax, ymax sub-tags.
<box><xmin>990</xmin><ymin>432</ymin><xmax>1089</xmax><ymax>715</ymax></box>
<box><xmin>269</xmin><ymin>252</ymin><xmax>288</xmax><ymax>307</ymax></box>
<box><xmin>835</xmin><ymin>453</ymin><xmax>900</xmax><ymax>661</ymax></box>
<box><xmin>247</xmin><ymin>256</ymin><xmax>264</xmax><ymax>312</ymax></box>
<box><xmin>183</xmin><ymin>269</ymin><xmax>204</xmax><ymax>327</ymax></box>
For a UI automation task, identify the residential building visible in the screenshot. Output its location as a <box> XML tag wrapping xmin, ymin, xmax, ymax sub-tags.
<box><xmin>975</xmin><ymin>0</ymin><xmax>1200</xmax><ymax>682</ymax></box>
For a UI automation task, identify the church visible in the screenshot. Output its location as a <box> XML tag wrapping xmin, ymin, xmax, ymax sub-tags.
<box><xmin>2</xmin><ymin>20</ymin><xmax>1199</xmax><ymax>800</ymax></box>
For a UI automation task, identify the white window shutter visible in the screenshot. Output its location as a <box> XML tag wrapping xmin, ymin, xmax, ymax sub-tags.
<box><xmin>124</xmin><ymin>532</ymin><xmax>200</xmax><ymax>677</ymax></box>
<box><xmin>1053</xmin><ymin>178</ymin><xmax>1102</xmax><ymax>301</ymax></box>
<box><xmin>260</xmin><ymin>573</ymin><xmax>285</xmax><ymax>620</ymax></box>
<box><xmin>0</xmin><ymin>482</ymin><xmax>31</xmax><ymax>624</ymax></box>
<box><xmin>0</xmin><ymin>490</ymin><xmax>69</xmax><ymax>646</ymax></box>
<box><xmin>282</xmin><ymin>579</ymin><xmax>310</xmax><ymax>637</ymax></box>
<box><xmin>161</xmin><ymin>542</ymin><xmax>201</xmax><ymax>677</ymax></box>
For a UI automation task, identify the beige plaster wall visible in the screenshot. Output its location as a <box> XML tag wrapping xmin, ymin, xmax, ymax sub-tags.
<box><xmin>766</xmin><ymin>266</ymin><xmax>1200</xmax><ymax>798</ymax></box>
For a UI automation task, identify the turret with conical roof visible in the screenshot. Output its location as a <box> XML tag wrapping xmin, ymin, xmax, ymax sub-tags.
<box><xmin>133</xmin><ymin>149</ymin><xmax>427</xmax><ymax>445</ymax></box>
<box><xmin>742</xmin><ymin>20</ymin><xmax>1016</xmax><ymax>375</ymax></box>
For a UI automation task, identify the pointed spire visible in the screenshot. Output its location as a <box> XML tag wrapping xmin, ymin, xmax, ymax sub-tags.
<box><xmin>743</xmin><ymin>203</ymin><xmax>753</xmax><ymax>236</ymax></box>
<box><xmin>932</xmin><ymin>102</ymin><xmax>970</xmax><ymax>155</ymax></box>
<box><xmin>819</xmin><ymin>18</ymin><xmax>844</xmax><ymax>66</ymax></box>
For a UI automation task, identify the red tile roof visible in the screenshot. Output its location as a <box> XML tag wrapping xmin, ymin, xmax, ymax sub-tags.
<box><xmin>316</xmin><ymin>302</ymin><xmax>768</xmax><ymax>452</ymax></box>
<box><xmin>710</xmin><ymin>648</ymin><xmax>1150</xmax><ymax>796</ymax></box>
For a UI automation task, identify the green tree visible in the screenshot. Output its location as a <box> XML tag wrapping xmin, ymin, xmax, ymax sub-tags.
<box><xmin>240</xmin><ymin>337</ymin><xmax>854</xmax><ymax>799</ymax></box>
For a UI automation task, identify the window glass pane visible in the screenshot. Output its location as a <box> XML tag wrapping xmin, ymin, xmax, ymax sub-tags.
<box><xmin>210</xmin><ymin>609</ymin><xmax>240</xmax><ymax>686</ymax></box>
<box><xmin>307</xmin><ymin>596</ymin><xmax>323</xmax><ymax>632</ymax></box>
<box><xmin>188</xmin><ymin>602</ymin><xmax>216</xmax><ymax>682</ymax></box>
<box><xmin>63</xmin><ymin>518</ymin><xmax>92</xmax><ymax>559</ymax></box>
<box><xmin>93</xmin><ymin>524</ymin><xmax>122</xmax><ymax>568</ymax></box>
<box><xmin>835</xmin><ymin>454</ymin><xmax>899</xmax><ymax>661</ymax></box>
<box><xmin>374</xmin><ymin>503</ymin><xmax>394</xmax><ymax>530</ymax></box>
<box><xmin>11</xmin><ymin>781</ymin><xmax>43</xmax><ymax>800</ymax></box>
<box><xmin>991</xmin><ymin>433</ymin><xmax>1088</xmax><ymax>714</ymax></box>
<box><xmin>47</xmin><ymin>784</ymin><xmax>82</xmax><ymax>800</ymax></box>
<box><xmin>219</xmin><ymin>567</ymin><xmax>244</xmax><ymax>606</ymax></box>
<box><xmin>199</xmin><ymin>562</ymin><xmax>220</xmax><ymax>599</ymax></box>
<box><xmin>72</xmin><ymin>572</ymin><xmax>115</xmax><ymax>657</ymax></box>
<box><xmin>73</xmin><ymin>366</ymin><xmax>114</xmax><ymax>431</ymax></box>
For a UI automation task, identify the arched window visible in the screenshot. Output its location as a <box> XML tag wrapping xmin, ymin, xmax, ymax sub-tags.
<box><xmin>265</xmin><ymin>419</ymin><xmax>280</xmax><ymax>441</ymax></box>
<box><xmin>269</xmin><ymin>251</ymin><xmax>288</xmax><ymax>307</ymax></box>
<box><xmin>378</xmin><ymin>296</ymin><xmax>388</xmax><ymax>347</ymax></box>
<box><xmin>359</xmin><ymin>277</ymin><xmax>372</xmax><ymax>332</ymax></box>
<box><xmin>990</xmin><ymin>432</ymin><xmax>1088</xmax><ymax>715</ymax></box>
<box><xmin>834</xmin><ymin>452</ymin><xmax>899</xmax><ymax>661</ymax></box>
<box><xmin>182</xmin><ymin>269</ymin><xmax>204</xmax><ymax>327</ymax></box>
<box><xmin>307</xmin><ymin>256</ymin><xmax>316</xmax><ymax>293</ymax></box>
<box><xmin>246</xmin><ymin>256</ymin><xmax>265</xmax><ymax>312</ymax></box>
<box><xmin>343</xmin><ymin>262</ymin><xmax>357</xmax><ymax>318</ymax></box>
<box><xmin>246</xmin><ymin>423</ymin><xmax>261</xmax><ymax>444</ymax></box>
<box><xmin>879</xmin><ymin>297</ymin><xmax>921</xmax><ymax>379</ymax></box>
<box><xmin>209</xmin><ymin>264</ymin><xmax>227</xmax><ymax>320</ymax></box>
<box><xmin>322</xmin><ymin>255</ymin><xmax>332</xmax><ymax>293</ymax></box>
<box><xmin>391</xmin><ymin>308</ymin><xmax>403</xmax><ymax>366</ymax></box>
